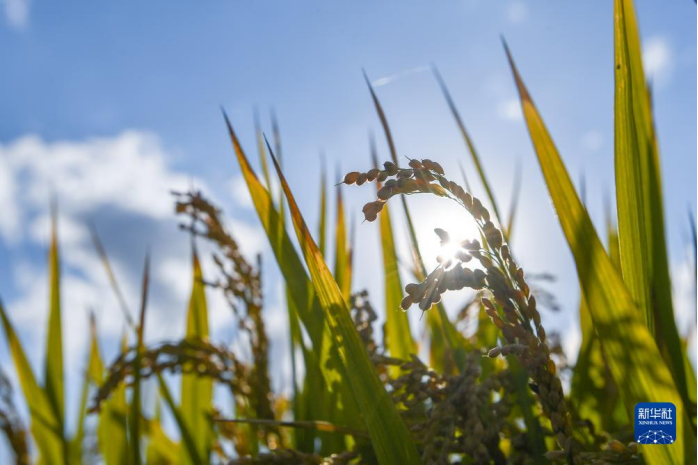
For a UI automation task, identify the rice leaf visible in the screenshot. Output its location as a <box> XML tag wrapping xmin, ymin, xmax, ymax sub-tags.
<box><xmin>180</xmin><ymin>249</ymin><xmax>213</xmax><ymax>463</ymax></box>
<box><xmin>87</xmin><ymin>243</ymin><xmax>131</xmax><ymax>465</ymax></box>
<box><xmin>94</xmin><ymin>331</ymin><xmax>129</xmax><ymax>465</ymax></box>
<box><xmin>222</xmin><ymin>112</ymin><xmax>361</xmax><ymax>431</ymax></box>
<box><xmin>504</xmin><ymin>41</ymin><xmax>687</xmax><ymax>464</ymax></box>
<box><xmin>89</xmin><ymin>224</ymin><xmax>135</xmax><ymax>330</ymax></box>
<box><xmin>130</xmin><ymin>251</ymin><xmax>151</xmax><ymax>465</ymax></box>
<box><xmin>145</xmin><ymin>413</ymin><xmax>181</xmax><ymax>464</ymax></box>
<box><xmin>364</xmin><ymin>71</ymin><xmax>466</xmax><ymax>372</ymax></box>
<box><xmin>159</xmin><ymin>373</ymin><xmax>202</xmax><ymax>464</ymax></box>
<box><xmin>334</xmin><ymin>182</ymin><xmax>351</xmax><ymax>302</ymax></box>
<box><xmin>44</xmin><ymin>207</ymin><xmax>66</xmax><ymax>463</ymax></box>
<box><xmin>369</xmin><ymin>149</ymin><xmax>415</xmax><ymax>362</ymax></box>
<box><xmin>614</xmin><ymin>0</ymin><xmax>692</xmax><ymax>413</ymax></box>
<box><xmin>432</xmin><ymin>66</ymin><xmax>505</xmax><ymax>231</ymax></box>
<box><xmin>254</xmin><ymin>107</ymin><xmax>272</xmax><ymax>190</ymax></box>
<box><xmin>215</xmin><ymin>418</ymin><xmax>369</xmax><ymax>439</ymax></box>
<box><xmin>0</xmin><ymin>301</ymin><xmax>63</xmax><ymax>464</ymax></box>
<box><xmin>267</xmin><ymin>146</ymin><xmax>421</xmax><ymax>464</ymax></box>
<box><xmin>571</xmin><ymin>219</ymin><xmax>628</xmax><ymax>434</ymax></box>
<box><xmin>69</xmin><ymin>315</ymin><xmax>100</xmax><ymax>464</ymax></box>
<box><xmin>505</xmin><ymin>159</ymin><xmax>523</xmax><ymax>240</ymax></box>
<box><xmin>318</xmin><ymin>165</ymin><xmax>328</xmax><ymax>258</ymax></box>
<box><xmin>363</xmin><ymin>71</ymin><xmax>427</xmax><ymax>273</ymax></box>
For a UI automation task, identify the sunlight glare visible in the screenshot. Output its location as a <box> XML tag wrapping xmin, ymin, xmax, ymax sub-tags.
<box><xmin>411</xmin><ymin>198</ymin><xmax>480</xmax><ymax>269</ymax></box>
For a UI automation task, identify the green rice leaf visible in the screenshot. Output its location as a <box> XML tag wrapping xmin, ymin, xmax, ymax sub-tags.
<box><xmin>318</xmin><ymin>167</ymin><xmax>328</xmax><ymax>258</ymax></box>
<box><xmin>130</xmin><ymin>251</ymin><xmax>151</xmax><ymax>465</ymax></box>
<box><xmin>180</xmin><ymin>250</ymin><xmax>213</xmax><ymax>463</ymax></box>
<box><xmin>90</xmin><ymin>225</ymin><xmax>135</xmax><ymax>330</ymax></box>
<box><xmin>369</xmin><ymin>148</ymin><xmax>414</xmax><ymax>361</ymax></box>
<box><xmin>95</xmin><ymin>332</ymin><xmax>129</xmax><ymax>465</ymax></box>
<box><xmin>145</xmin><ymin>413</ymin><xmax>181</xmax><ymax>464</ymax></box>
<box><xmin>334</xmin><ymin>183</ymin><xmax>351</xmax><ymax>302</ymax></box>
<box><xmin>378</xmin><ymin>196</ymin><xmax>415</xmax><ymax>361</ymax></box>
<box><xmin>44</xmin><ymin>208</ymin><xmax>66</xmax><ymax>461</ymax></box>
<box><xmin>255</xmin><ymin>108</ymin><xmax>272</xmax><ymax>190</ymax></box>
<box><xmin>570</xmin><ymin>201</ymin><xmax>628</xmax><ymax>434</ymax></box>
<box><xmin>69</xmin><ymin>315</ymin><xmax>101</xmax><ymax>464</ymax></box>
<box><xmin>0</xmin><ymin>301</ymin><xmax>63</xmax><ymax>464</ymax></box>
<box><xmin>614</xmin><ymin>0</ymin><xmax>693</xmax><ymax>415</ymax></box>
<box><xmin>504</xmin><ymin>41</ymin><xmax>687</xmax><ymax>464</ymax></box>
<box><xmin>365</xmin><ymin>72</ymin><xmax>466</xmax><ymax>373</ymax></box>
<box><xmin>222</xmin><ymin>112</ymin><xmax>361</xmax><ymax>432</ymax></box>
<box><xmin>268</xmin><ymin>146</ymin><xmax>422</xmax><ymax>465</ymax></box>
<box><xmin>160</xmin><ymin>373</ymin><xmax>202</xmax><ymax>464</ymax></box>
<box><xmin>432</xmin><ymin>66</ymin><xmax>505</xmax><ymax>231</ymax></box>
<box><xmin>505</xmin><ymin>160</ymin><xmax>522</xmax><ymax>241</ymax></box>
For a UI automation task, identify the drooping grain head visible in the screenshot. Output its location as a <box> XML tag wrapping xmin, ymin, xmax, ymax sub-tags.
<box><xmin>343</xmin><ymin>159</ymin><xmax>577</xmax><ymax>459</ymax></box>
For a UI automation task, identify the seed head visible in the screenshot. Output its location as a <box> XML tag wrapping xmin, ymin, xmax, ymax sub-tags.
<box><xmin>483</xmin><ymin>221</ymin><xmax>503</xmax><ymax>249</ymax></box>
<box><xmin>344</xmin><ymin>172</ymin><xmax>361</xmax><ymax>185</ymax></box>
<box><xmin>422</xmin><ymin>159</ymin><xmax>445</xmax><ymax>175</ymax></box>
<box><xmin>377</xmin><ymin>185</ymin><xmax>393</xmax><ymax>201</ymax></box>
<box><xmin>434</xmin><ymin>228</ymin><xmax>450</xmax><ymax>245</ymax></box>
<box><xmin>362</xmin><ymin>201</ymin><xmax>384</xmax><ymax>222</ymax></box>
<box><xmin>383</xmin><ymin>161</ymin><xmax>398</xmax><ymax>175</ymax></box>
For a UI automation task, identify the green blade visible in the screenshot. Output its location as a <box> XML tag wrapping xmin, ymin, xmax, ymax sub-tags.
<box><xmin>364</xmin><ymin>71</ymin><xmax>466</xmax><ymax>373</ymax></box>
<box><xmin>369</xmin><ymin>151</ymin><xmax>414</xmax><ymax>362</ymax></box>
<box><xmin>69</xmin><ymin>315</ymin><xmax>101</xmax><ymax>464</ymax></box>
<box><xmin>130</xmin><ymin>251</ymin><xmax>151</xmax><ymax>465</ymax></box>
<box><xmin>254</xmin><ymin>107</ymin><xmax>272</xmax><ymax>190</ymax></box>
<box><xmin>504</xmin><ymin>41</ymin><xmax>688</xmax><ymax>464</ymax></box>
<box><xmin>0</xmin><ymin>301</ymin><xmax>63</xmax><ymax>464</ymax></box>
<box><xmin>44</xmin><ymin>206</ymin><xmax>66</xmax><ymax>464</ymax></box>
<box><xmin>379</xmin><ymin>203</ymin><xmax>414</xmax><ymax>361</ymax></box>
<box><xmin>222</xmin><ymin>112</ymin><xmax>362</xmax><ymax>433</ymax></box>
<box><xmin>145</xmin><ymin>413</ymin><xmax>181</xmax><ymax>465</ymax></box>
<box><xmin>160</xmin><ymin>373</ymin><xmax>202</xmax><ymax>464</ymax></box>
<box><xmin>614</xmin><ymin>0</ymin><xmax>692</xmax><ymax>414</ymax></box>
<box><xmin>432</xmin><ymin>65</ymin><xmax>505</xmax><ymax>231</ymax></box>
<box><xmin>505</xmin><ymin>159</ymin><xmax>523</xmax><ymax>240</ymax></box>
<box><xmin>94</xmin><ymin>331</ymin><xmax>129</xmax><ymax>465</ymax></box>
<box><xmin>268</xmin><ymin>146</ymin><xmax>421</xmax><ymax>465</ymax></box>
<box><xmin>333</xmin><ymin>182</ymin><xmax>351</xmax><ymax>302</ymax></box>
<box><xmin>318</xmin><ymin>165</ymin><xmax>328</xmax><ymax>258</ymax></box>
<box><xmin>180</xmin><ymin>249</ymin><xmax>213</xmax><ymax>463</ymax></box>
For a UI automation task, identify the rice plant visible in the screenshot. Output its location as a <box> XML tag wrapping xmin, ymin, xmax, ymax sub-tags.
<box><xmin>0</xmin><ymin>0</ymin><xmax>695</xmax><ymax>463</ymax></box>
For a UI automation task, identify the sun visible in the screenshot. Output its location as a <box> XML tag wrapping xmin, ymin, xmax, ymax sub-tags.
<box><xmin>438</xmin><ymin>240</ymin><xmax>462</xmax><ymax>264</ymax></box>
<box><xmin>411</xmin><ymin>200</ymin><xmax>480</xmax><ymax>268</ymax></box>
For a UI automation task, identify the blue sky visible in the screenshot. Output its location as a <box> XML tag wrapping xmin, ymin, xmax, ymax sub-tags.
<box><xmin>0</xmin><ymin>0</ymin><xmax>695</xmax><ymax>457</ymax></box>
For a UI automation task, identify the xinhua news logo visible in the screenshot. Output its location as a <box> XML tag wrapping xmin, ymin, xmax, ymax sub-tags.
<box><xmin>634</xmin><ymin>402</ymin><xmax>676</xmax><ymax>445</ymax></box>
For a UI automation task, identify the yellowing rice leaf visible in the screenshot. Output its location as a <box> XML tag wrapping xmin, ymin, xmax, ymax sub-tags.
<box><xmin>504</xmin><ymin>40</ymin><xmax>687</xmax><ymax>464</ymax></box>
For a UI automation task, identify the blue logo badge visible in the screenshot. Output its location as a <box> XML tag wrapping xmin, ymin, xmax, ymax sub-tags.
<box><xmin>634</xmin><ymin>402</ymin><xmax>676</xmax><ymax>445</ymax></box>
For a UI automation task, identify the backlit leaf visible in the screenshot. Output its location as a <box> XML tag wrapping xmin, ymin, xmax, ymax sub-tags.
<box><xmin>504</xmin><ymin>40</ymin><xmax>686</xmax><ymax>464</ymax></box>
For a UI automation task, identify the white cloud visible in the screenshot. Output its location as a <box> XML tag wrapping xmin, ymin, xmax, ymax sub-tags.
<box><xmin>0</xmin><ymin>130</ymin><xmax>268</xmax><ymax>431</ymax></box>
<box><xmin>581</xmin><ymin>131</ymin><xmax>604</xmax><ymax>152</ymax></box>
<box><xmin>229</xmin><ymin>175</ymin><xmax>254</xmax><ymax>209</ymax></box>
<box><xmin>3</xmin><ymin>0</ymin><xmax>29</xmax><ymax>29</ymax></box>
<box><xmin>0</xmin><ymin>131</ymin><xmax>194</xmax><ymax>234</ymax></box>
<box><xmin>672</xmin><ymin>253</ymin><xmax>696</xmax><ymax>332</ymax></box>
<box><xmin>497</xmin><ymin>98</ymin><xmax>523</xmax><ymax>121</ymax></box>
<box><xmin>506</xmin><ymin>2</ymin><xmax>528</xmax><ymax>24</ymax></box>
<box><xmin>0</xmin><ymin>155</ymin><xmax>19</xmax><ymax>240</ymax></box>
<box><xmin>671</xmin><ymin>252</ymin><xmax>696</xmax><ymax>367</ymax></box>
<box><xmin>642</xmin><ymin>35</ymin><xmax>675</xmax><ymax>88</ymax></box>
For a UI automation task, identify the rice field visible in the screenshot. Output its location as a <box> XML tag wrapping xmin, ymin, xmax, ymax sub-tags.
<box><xmin>0</xmin><ymin>0</ymin><xmax>695</xmax><ymax>463</ymax></box>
